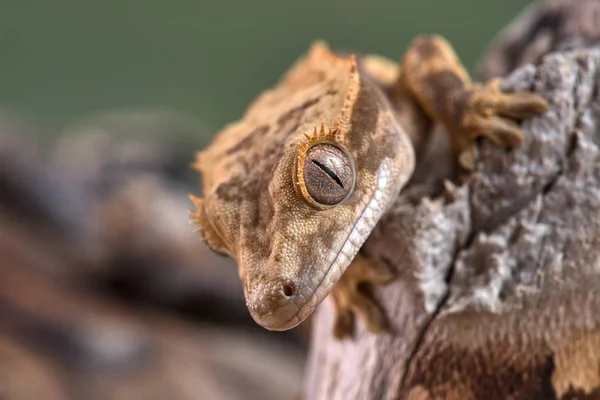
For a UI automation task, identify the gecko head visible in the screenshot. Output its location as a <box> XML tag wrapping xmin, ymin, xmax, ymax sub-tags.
<box><xmin>191</xmin><ymin>42</ymin><xmax>414</xmax><ymax>331</ymax></box>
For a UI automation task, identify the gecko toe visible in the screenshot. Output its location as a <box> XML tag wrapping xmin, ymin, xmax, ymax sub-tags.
<box><xmin>477</xmin><ymin>116</ymin><xmax>524</xmax><ymax>148</ymax></box>
<box><xmin>333</xmin><ymin>308</ymin><xmax>354</xmax><ymax>339</ymax></box>
<box><xmin>493</xmin><ymin>92</ymin><xmax>549</xmax><ymax>119</ymax></box>
<box><xmin>364</xmin><ymin>258</ymin><xmax>395</xmax><ymax>284</ymax></box>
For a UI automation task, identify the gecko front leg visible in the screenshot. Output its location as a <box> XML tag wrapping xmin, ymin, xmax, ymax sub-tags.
<box><xmin>396</xmin><ymin>35</ymin><xmax>548</xmax><ymax>165</ymax></box>
<box><xmin>330</xmin><ymin>254</ymin><xmax>395</xmax><ymax>339</ymax></box>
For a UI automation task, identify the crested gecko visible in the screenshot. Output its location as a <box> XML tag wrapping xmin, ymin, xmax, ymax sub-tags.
<box><xmin>190</xmin><ymin>36</ymin><xmax>547</xmax><ymax>338</ymax></box>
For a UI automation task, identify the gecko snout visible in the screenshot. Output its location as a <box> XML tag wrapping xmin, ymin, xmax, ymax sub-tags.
<box><xmin>245</xmin><ymin>278</ymin><xmax>307</xmax><ymax>331</ymax></box>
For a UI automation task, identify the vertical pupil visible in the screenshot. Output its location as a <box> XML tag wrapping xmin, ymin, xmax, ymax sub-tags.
<box><xmin>312</xmin><ymin>160</ymin><xmax>343</xmax><ymax>188</ymax></box>
<box><xmin>303</xmin><ymin>144</ymin><xmax>354</xmax><ymax>206</ymax></box>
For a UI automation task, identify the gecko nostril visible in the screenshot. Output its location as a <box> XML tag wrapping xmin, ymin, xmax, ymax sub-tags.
<box><xmin>282</xmin><ymin>283</ymin><xmax>296</xmax><ymax>298</ymax></box>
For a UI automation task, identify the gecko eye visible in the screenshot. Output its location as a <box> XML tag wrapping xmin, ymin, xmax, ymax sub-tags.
<box><xmin>303</xmin><ymin>144</ymin><xmax>354</xmax><ymax>205</ymax></box>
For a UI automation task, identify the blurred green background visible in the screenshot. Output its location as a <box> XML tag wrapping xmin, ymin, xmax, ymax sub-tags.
<box><xmin>1</xmin><ymin>0</ymin><xmax>531</xmax><ymax>142</ymax></box>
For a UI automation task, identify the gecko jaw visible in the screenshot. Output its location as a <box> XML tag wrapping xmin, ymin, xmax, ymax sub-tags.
<box><xmin>251</xmin><ymin>159</ymin><xmax>397</xmax><ymax>331</ymax></box>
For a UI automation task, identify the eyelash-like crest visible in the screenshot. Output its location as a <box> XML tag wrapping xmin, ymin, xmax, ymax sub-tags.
<box><xmin>295</xmin><ymin>122</ymin><xmax>342</xmax><ymax>204</ymax></box>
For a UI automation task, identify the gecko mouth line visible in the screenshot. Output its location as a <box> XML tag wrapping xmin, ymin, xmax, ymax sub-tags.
<box><xmin>275</xmin><ymin>161</ymin><xmax>393</xmax><ymax>330</ymax></box>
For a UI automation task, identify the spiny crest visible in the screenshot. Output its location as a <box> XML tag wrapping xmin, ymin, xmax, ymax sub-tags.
<box><xmin>336</xmin><ymin>54</ymin><xmax>361</xmax><ymax>133</ymax></box>
<box><xmin>295</xmin><ymin>122</ymin><xmax>341</xmax><ymax>202</ymax></box>
<box><xmin>188</xmin><ymin>194</ymin><xmax>226</xmax><ymax>253</ymax></box>
<box><xmin>301</xmin><ymin>122</ymin><xmax>340</xmax><ymax>148</ymax></box>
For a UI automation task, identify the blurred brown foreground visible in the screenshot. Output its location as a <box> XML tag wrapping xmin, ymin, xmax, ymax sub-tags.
<box><xmin>0</xmin><ymin>111</ymin><xmax>306</xmax><ymax>400</ymax></box>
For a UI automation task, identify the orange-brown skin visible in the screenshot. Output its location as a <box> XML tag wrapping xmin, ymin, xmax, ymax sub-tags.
<box><xmin>190</xmin><ymin>36</ymin><xmax>547</xmax><ymax>337</ymax></box>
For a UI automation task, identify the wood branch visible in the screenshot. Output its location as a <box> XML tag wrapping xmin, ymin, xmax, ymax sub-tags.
<box><xmin>303</xmin><ymin>1</ymin><xmax>600</xmax><ymax>399</ymax></box>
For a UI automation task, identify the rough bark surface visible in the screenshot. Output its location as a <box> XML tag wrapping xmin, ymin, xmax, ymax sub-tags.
<box><xmin>304</xmin><ymin>1</ymin><xmax>600</xmax><ymax>399</ymax></box>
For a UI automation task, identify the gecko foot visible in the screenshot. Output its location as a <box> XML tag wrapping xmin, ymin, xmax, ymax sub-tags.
<box><xmin>330</xmin><ymin>254</ymin><xmax>395</xmax><ymax>339</ymax></box>
<box><xmin>449</xmin><ymin>78</ymin><xmax>548</xmax><ymax>168</ymax></box>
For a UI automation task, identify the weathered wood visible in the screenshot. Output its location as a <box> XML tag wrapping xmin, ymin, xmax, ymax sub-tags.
<box><xmin>304</xmin><ymin>1</ymin><xmax>600</xmax><ymax>398</ymax></box>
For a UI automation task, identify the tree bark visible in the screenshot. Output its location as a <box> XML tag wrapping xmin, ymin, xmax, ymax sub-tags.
<box><xmin>304</xmin><ymin>1</ymin><xmax>600</xmax><ymax>399</ymax></box>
